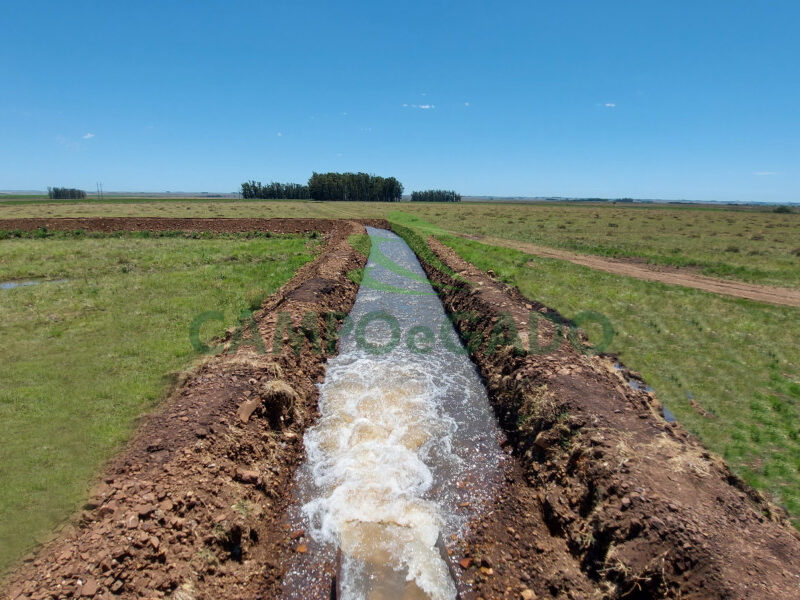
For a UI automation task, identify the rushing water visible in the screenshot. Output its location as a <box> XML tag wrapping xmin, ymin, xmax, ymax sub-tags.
<box><xmin>283</xmin><ymin>228</ymin><xmax>505</xmax><ymax>600</ymax></box>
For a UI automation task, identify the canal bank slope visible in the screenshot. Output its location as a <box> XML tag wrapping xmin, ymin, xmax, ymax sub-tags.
<box><xmin>399</xmin><ymin>225</ymin><xmax>800</xmax><ymax>600</ymax></box>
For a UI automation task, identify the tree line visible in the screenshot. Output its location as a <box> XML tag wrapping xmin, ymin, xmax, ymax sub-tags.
<box><xmin>241</xmin><ymin>174</ymin><xmax>465</xmax><ymax>203</ymax></box>
<box><xmin>410</xmin><ymin>189</ymin><xmax>461</xmax><ymax>202</ymax></box>
<box><xmin>308</xmin><ymin>172</ymin><xmax>403</xmax><ymax>202</ymax></box>
<box><xmin>240</xmin><ymin>181</ymin><xmax>311</xmax><ymax>199</ymax></box>
<box><xmin>48</xmin><ymin>187</ymin><xmax>86</xmax><ymax>199</ymax></box>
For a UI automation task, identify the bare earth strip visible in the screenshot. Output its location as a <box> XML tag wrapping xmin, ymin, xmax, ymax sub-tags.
<box><xmin>457</xmin><ymin>233</ymin><xmax>800</xmax><ymax>308</ymax></box>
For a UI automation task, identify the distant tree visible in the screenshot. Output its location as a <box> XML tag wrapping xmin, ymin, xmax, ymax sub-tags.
<box><xmin>241</xmin><ymin>181</ymin><xmax>310</xmax><ymax>199</ymax></box>
<box><xmin>307</xmin><ymin>172</ymin><xmax>403</xmax><ymax>202</ymax></box>
<box><xmin>773</xmin><ymin>205</ymin><xmax>793</xmax><ymax>214</ymax></box>
<box><xmin>410</xmin><ymin>189</ymin><xmax>461</xmax><ymax>202</ymax></box>
<box><xmin>47</xmin><ymin>187</ymin><xmax>86</xmax><ymax>199</ymax></box>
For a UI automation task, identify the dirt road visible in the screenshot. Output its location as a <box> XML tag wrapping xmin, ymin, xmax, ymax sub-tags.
<box><xmin>459</xmin><ymin>233</ymin><xmax>800</xmax><ymax>308</ymax></box>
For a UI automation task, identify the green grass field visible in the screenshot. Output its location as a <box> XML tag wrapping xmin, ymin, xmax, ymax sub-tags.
<box><xmin>0</xmin><ymin>232</ymin><xmax>317</xmax><ymax>572</ymax></box>
<box><xmin>4</xmin><ymin>199</ymin><xmax>798</xmax><ymax>287</ymax></box>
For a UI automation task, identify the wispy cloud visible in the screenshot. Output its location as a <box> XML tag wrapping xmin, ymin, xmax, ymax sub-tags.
<box><xmin>604</xmin><ymin>103</ymin><xmax>616</xmax><ymax>108</ymax></box>
<box><xmin>276</xmin><ymin>132</ymin><xmax>283</xmax><ymax>137</ymax></box>
<box><xmin>464</xmin><ymin>102</ymin><xmax>471</xmax><ymax>107</ymax></box>
<box><xmin>755</xmin><ymin>171</ymin><xmax>777</xmax><ymax>176</ymax></box>
<box><xmin>82</xmin><ymin>132</ymin><xmax>95</xmax><ymax>139</ymax></box>
<box><xmin>403</xmin><ymin>103</ymin><xmax>435</xmax><ymax>110</ymax></box>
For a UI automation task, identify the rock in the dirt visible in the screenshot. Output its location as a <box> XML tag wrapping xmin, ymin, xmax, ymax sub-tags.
<box><xmin>80</xmin><ymin>578</ymin><xmax>99</xmax><ymax>597</ymax></box>
<box><xmin>234</xmin><ymin>468</ymin><xmax>261</xmax><ymax>485</ymax></box>
<box><xmin>237</xmin><ymin>398</ymin><xmax>261</xmax><ymax>423</ymax></box>
<box><xmin>520</xmin><ymin>589</ymin><xmax>537</xmax><ymax>600</ymax></box>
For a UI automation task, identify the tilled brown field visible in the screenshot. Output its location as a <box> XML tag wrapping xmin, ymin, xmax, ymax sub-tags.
<box><xmin>3</xmin><ymin>218</ymin><xmax>800</xmax><ymax>600</ymax></box>
<box><xmin>0</xmin><ymin>217</ymin><xmax>389</xmax><ymax>235</ymax></box>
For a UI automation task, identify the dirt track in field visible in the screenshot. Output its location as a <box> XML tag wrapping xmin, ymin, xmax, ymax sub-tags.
<box><xmin>3</xmin><ymin>217</ymin><xmax>800</xmax><ymax>600</ymax></box>
<box><xmin>457</xmin><ymin>233</ymin><xmax>800</xmax><ymax>308</ymax></box>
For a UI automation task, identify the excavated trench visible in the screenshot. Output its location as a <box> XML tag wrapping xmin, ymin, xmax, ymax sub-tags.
<box><xmin>282</xmin><ymin>228</ymin><xmax>506</xmax><ymax>600</ymax></box>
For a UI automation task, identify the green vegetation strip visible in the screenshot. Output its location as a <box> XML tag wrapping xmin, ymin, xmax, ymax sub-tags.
<box><xmin>6</xmin><ymin>200</ymin><xmax>798</xmax><ymax>287</ymax></box>
<box><xmin>0</xmin><ymin>233</ymin><xmax>317</xmax><ymax>572</ymax></box>
<box><xmin>415</xmin><ymin>228</ymin><xmax>800</xmax><ymax>526</ymax></box>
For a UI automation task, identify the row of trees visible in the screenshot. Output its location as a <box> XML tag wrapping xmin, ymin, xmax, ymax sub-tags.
<box><xmin>48</xmin><ymin>187</ymin><xmax>86</xmax><ymax>199</ymax></box>
<box><xmin>240</xmin><ymin>181</ymin><xmax>311</xmax><ymax>199</ymax></box>
<box><xmin>308</xmin><ymin>172</ymin><xmax>403</xmax><ymax>202</ymax></box>
<box><xmin>410</xmin><ymin>189</ymin><xmax>462</xmax><ymax>202</ymax></box>
<box><xmin>240</xmin><ymin>174</ymin><xmax>464</xmax><ymax>203</ymax></box>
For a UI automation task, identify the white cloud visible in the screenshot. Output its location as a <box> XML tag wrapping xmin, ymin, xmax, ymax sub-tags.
<box><xmin>403</xmin><ymin>103</ymin><xmax>435</xmax><ymax>110</ymax></box>
<box><xmin>276</xmin><ymin>132</ymin><xmax>283</xmax><ymax>137</ymax></box>
<box><xmin>82</xmin><ymin>132</ymin><xmax>95</xmax><ymax>139</ymax></box>
<box><xmin>604</xmin><ymin>103</ymin><xmax>616</xmax><ymax>108</ymax></box>
<box><xmin>755</xmin><ymin>171</ymin><xmax>777</xmax><ymax>176</ymax></box>
<box><xmin>464</xmin><ymin>102</ymin><xmax>470</xmax><ymax>107</ymax></box>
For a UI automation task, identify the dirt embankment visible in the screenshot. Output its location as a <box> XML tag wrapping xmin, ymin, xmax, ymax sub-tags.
<box><xmin>0</xmin><ymin>217</ymin><xmax>390</xmax><ymax>235</ymax></box>
<box><xmin>456</xmin><ymin>232</ymin><xmax>800</xmax><ymax>308</ymax></box>
<box><xmin>2</xmin><ymin>220</ymin><xmax>369</xmax><ymax>600</ymax></box>
<box><xmin>416</xmin><ymin>235</ymin><xmax>800</xmax><ymax>599</ymax></box>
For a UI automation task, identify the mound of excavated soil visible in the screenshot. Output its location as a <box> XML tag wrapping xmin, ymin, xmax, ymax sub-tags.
<box><xmin>2</xmin><ymin>220</ymin><xmax>368</xmax><ymax>600</ymax></box>
<box><xmin>418</xmin><ymin>236</ymin><xmax>800</xmax><ymax>600</ymax></box>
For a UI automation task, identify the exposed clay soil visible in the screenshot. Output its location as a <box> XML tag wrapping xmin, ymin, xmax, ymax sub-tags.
<box><xmin>457</xmin><ymin>232</ymin><xmax>800</xmax><ymax>308</ymax></box>
<box><xmin>419</xmin><ymin>236</ymin><xmax>800</xmax><ymax>599</ymax></box>
<box><xmin>1</xmin><ymin>220</ymin><xmax>369</xmax><ymax>600</ymax></box>
<box><xmin>0</xmin><ymin>217</ymin><xmax>389</xmax><ymax>235</ymax></box>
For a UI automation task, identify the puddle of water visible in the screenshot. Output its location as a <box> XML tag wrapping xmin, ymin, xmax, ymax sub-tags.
<box><xmin>662</xmin><ymin>406</ymin><xmax>678</xmax><ymax>423</ymax></box>
<box><xmin>0</xmin><ymin>279</ymin><xmax>67</xmax><ymax>290</ymax></box>
<box><xmin>283</xmin><ymin>228</ymin><xmax>505</xmax><ymax>600</ymax></box>
<box><xmin>627</xmin><ymin>379</ymin><xmax>655</xmax><ymax>393</ymax></box>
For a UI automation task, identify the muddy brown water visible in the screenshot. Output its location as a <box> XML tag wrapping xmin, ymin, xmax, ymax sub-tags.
<box><xmin>282</xmin><ymin>228</ymin><xmax>506</xmax><ymax>600</ymax></box>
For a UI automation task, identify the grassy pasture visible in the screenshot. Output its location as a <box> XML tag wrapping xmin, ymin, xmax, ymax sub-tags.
<box><xmin>3</xmin><ymin>199</ymin><xmax>799</xmax><ymax>287</ymax></box>
<box><xmin>0</xmin><ymin>232</ymin><xmax>316</xmax><ymax>572</ymax></box>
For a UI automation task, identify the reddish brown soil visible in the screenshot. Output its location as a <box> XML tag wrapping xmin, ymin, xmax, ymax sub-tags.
<box><xmin>458</xmin><ymin>232</ymin><xmax>800</xmax><ymax>308</ymax></box>
<box><xmin>420</xmin><ymin>236</ymin><xmax>800</xmax><ymax>599</ymax></box>
<box><xmin>1</xmin><ymin>220</ymin><xmax>369</xmax><ymax>600</ymax></box>
<box><xmin>0</xmin><ymin>217</ymin><xmax>389</xmax><ymax>235</ymax></box>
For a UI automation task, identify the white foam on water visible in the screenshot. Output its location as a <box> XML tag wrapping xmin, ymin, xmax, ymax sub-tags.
<box><xmin>302</xmin><ymin>360</ymin><xmax>459</xmax><ymax>599</ymax></box>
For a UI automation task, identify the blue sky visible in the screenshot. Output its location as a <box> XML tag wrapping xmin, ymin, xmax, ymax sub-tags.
<box><xmin>1</xmin><ymin>1</ymin><xmax>798</xmax><ymax>201</ymax></box>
